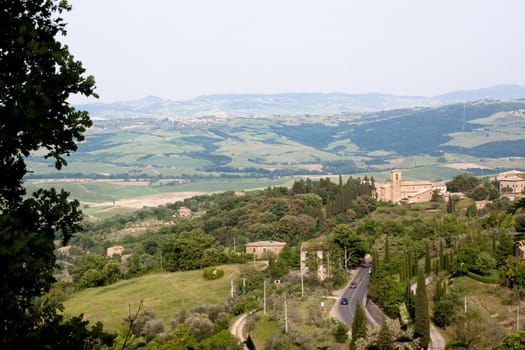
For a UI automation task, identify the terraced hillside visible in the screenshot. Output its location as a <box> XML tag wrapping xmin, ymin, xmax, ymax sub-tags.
<box><xmin>26</xmin><ymin>100</ymin><xmax>525</xmax><ymax>185</ymax></box>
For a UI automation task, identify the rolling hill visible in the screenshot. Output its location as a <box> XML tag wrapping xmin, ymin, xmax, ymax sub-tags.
<box><xmin>76</xmin><ymin>85</ymin><xmax>525</xmax><ymax>118</ymax></box>
<box><xmin>23</xmin><ymin>89</ymin><xmax>525</xmax><ymax>208</ymax></box>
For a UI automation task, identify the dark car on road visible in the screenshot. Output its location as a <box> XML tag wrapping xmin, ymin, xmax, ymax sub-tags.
<box><xmin>340</xmin><ymin>297</ymin><xmax>348</xmax><ymax>305</ymax></box>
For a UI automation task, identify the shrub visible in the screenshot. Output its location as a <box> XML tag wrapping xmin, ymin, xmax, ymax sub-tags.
<box><xmin>128</xmin><ymin>309</ymin><xmax>157</xmax><ymax>337</ymax></box>
<box><xmin>184</xmin><ymin>314</ymin><xmax>214</xmax><ymax>341</ymax></box>
<box><xmin>142</xmin><ymin>319</ymin><xmax>165</xmax><ymax>337</ymax></box>
<box><xmin>332</xmin><ymin>322</ymin><xmax>349</xmax><ymax>343</ymax></box>
<box><xmin>466</xmin><ymin>271</ymin><xmax>500</xmax><ymax>284</ymax></box>
<box><xmin>203</xmin><ymin>266</ymin><xmax>225</xmax><ymax>280</ymax></box>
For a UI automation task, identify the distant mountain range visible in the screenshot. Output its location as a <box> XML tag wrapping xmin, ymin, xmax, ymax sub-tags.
<box><xmin>77</xmin><ymin>84</ymin><xmax>525</xmax><ymax>118</ymax></box>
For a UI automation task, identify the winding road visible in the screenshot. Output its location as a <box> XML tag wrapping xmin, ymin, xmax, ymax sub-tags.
<box><xmin>332</xmin><ymin>268</ymin><xmax>445</xmax><ymax>350</ymax></box>
<box><xmin>230</xmin><ymin>267</ymin><xmax>445</xmax><ymax>350</ymax></box>
<box><xmin>335</xmin><ymin>267</ymin><xmax>373</xmax><ymax>327</ymax></box>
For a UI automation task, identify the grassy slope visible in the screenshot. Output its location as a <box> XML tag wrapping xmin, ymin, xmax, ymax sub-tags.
<box><xmin>63</xmin><ymin>265</ymin><xmax>241</xmax><ymax>332</ymax></box>
<box><xmin>438</xmin><ymin>277</ymin><xmax>521</xmax><ymax>346</ymax></box>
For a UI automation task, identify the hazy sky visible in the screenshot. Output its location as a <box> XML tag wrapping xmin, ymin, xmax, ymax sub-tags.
<box><xmin>64</xmin><ymin>0</ymin><xmax>525</xmax><ymax>103</ymax></box>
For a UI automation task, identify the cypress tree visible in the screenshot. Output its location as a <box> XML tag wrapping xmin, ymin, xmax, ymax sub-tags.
<box><xmin>439</xmin><ymin>239</ymin><xmax>444</xmax><ymax>271</ymax></box>
<box><xmin>400</xmin><ymin>255</ymin><xmax>408</xmax><ymax>284</ymax></box>
<box><xmin>434</xmin><ymin>279</ymin><xmax>444</xmax><ymax>303</ymax></box>
<box><xmin>414</xmin><ymin>269</ymin><xmax>430</xmax><ymax>348</ymax></box>
<box><xmin>447</xmin><ymin>195</ymin><xmax>456</xmax><ymax>214</ymax></box>
<box><xmin>384</xmin><ymin>236</ymin><xmax>391</xmax><ymax>264</ymax></box>
<box><xmin>406</xmin><ymin>253</ymin><xmax>412</xmax><ymax>280</ymax></box>
<box><xmin>350</xmin><ymin>299</ymin><xmax>367</xmax><ymax>349</ymax></box>
<box><xmin>413</xmin><ymin>251</ymin><xmax>419</xmax><ymax>278</ymax></box>
<box><xmin>372</xmin><ymin>249</ymin><xmax>380</xmax><ymax>269</ymax></box>
<box><xmin>407</xmin><ymin>287</ymin><xmax>415</xmax><ymax>319</ymax></box>
<box><xmin>376</xmin><ymin>317</ymin><xmax>394</xmax><ymax>350</ymax></box>
<box><xmin>424</xmin><ymin>244</ymin><xmax>431</xmax><ymax>275</ymax></box>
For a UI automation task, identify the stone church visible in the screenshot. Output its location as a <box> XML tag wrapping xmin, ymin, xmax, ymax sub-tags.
<box><xmin>376</xmin><ymin>169</ymin><xmax>445</xmax><ymax>203</ymax></box>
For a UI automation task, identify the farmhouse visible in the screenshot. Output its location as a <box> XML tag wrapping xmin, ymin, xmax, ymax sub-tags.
<box><xmin>498</xmin><ymin>170</ymin><xmax>525</xmax><ymax>194</ymax></box>
<box><xmin>245</xmin><ymin>240</ymin><xmax>286</xmax><ymax>258</ymax></box>
<box><xmin>107</xmin><ymin>245</ymin><xmax>124</xmax><ymax>258</ymax></box>
<box><xmin>376</xmin><ymin>169</ymin><xmax>445</xmax><ymax>203</ymax></box>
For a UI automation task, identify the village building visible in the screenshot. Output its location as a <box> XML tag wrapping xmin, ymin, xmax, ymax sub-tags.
<box><xmin>497</xmin><ymin>170</ymin><xmax>525</xmax><ymax>194</ymax></box>
<box><xmin>300</xmin><ymin>240</ymin><xmax>329</xmax><ymax>281</ymax></box>
<box><xmin>245</xmin><ymin>240</ymin><xmax>286</xmax><ymax>258</ymax></box>
<box><xmin>177</xmin><ymin>206</ymin><xmax>192</xmax><ymax>217</ymax></box>
<box><xmin>376</xmin><ymin>169</ymin><xmax>445</xmax><ymax>203</ymax></box>
<box><xmin>475</xmin><ymin>200</ymin><xmax>490</xmax><ymax>210</ymax></box>
<box><xmin>515</xmin><ymin>240</ymin><xmax>525</xmax><ymax>259</ymax></box>
<box><xmin>107</xmin><ymin>245</ymin><xmax>125</xmax><ymax>258</ymax></box>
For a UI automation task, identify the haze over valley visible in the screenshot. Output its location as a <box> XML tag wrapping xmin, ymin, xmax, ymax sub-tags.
<box><xmin>6</xmin><ymin>1</ymin><xmax>525</xmax><ymax>349</ymax></box>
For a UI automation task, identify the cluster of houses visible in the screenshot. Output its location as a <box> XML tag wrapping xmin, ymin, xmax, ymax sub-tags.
<box><xmin>59</xmin><ymin>169</ymin><xmax>525</xmax><ymax>280</ymax></box>
<box><xmin>497</xmin><ymin>170</ymin><xmax>525</xmax><ymax>197</ymax></box>
<box><xmin>245</xmin><ymin>169</ymin><xmax>525</xmax><ymax>280</ymax></box>
<box><xmin>375</xmin><ymin>169</ymin><xmax>525</xmax><ymax>204</ymax></box>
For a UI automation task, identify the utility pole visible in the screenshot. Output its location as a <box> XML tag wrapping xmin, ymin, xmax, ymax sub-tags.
<box><xmin>284</xmin><ymin>298</ymin><xmax>288</xmax><ymax>334</ymax></box>
<box><xmin>300</xmin><ymin>248</ymin><xmax>304</xmax><ymax>297</ymax></box>
<box><xmin>263</xmin><ymin>280</ymin><xmax>267</xmax><ymax>315</ymax></box>
<box><xmin>518</xmin><ymin>301</ymin><xmax>520</xmax><ymax>332</ymax></box>
<box><xmin>344</xmin><ymin>247</ymin><xmax>348</xmax><ymax>278</ymax></box>
<box><xmin>230</xmin><ymin>280</ymin><xmax>234</xmax><ymax>297</ymax></box>
<box><xmin>464</xmin><ymin>296</ymin><xmax>467</xmax><ymax>313</ymax></box>
<box><xmin>327</xmin><ymin>251</ymin><xmax>330</xmax><ymax>278</ymax></box>
<box><xmin>241</xmin><ymin>278</ymin><xmax>247</xmax><ymax>294</ymax></box>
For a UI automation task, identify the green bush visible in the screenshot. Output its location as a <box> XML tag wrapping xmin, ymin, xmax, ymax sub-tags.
<box><xmin>203</xmin><ymin>266</ymin><xmax>225</xmax><ymax>280</ymax></box>
<box><xmin>466</xmin><ymin>270</ymin><xmax>500</xmax><ymax>284</ymax></box>
<box><xmin>332</xmin><ymin>322</ymin><xmax>349</xmax><ymax>343</ymax></box>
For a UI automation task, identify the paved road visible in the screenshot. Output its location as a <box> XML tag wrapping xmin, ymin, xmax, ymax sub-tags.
<box><xmin>334</xmin><ymin>269</ymin><xmax>445</xmax><ymax>350</ymax></box>
<box><xmin>335</xmin><ymin>267</ymin><xmax>371</xmax><ymax>328</ymax></box>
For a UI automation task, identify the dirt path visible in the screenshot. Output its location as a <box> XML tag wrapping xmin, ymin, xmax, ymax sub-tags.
<box><xmin>229</xmin><ymin>314</ymin><xmax>249</xmax><ymax>349</ymax></box>
<box><xmin>429</xmin><ymin>323</ymin><xmax>446</xmax><ymax>350</ymax></box>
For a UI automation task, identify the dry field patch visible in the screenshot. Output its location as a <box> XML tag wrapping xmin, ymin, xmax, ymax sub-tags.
<box><xmin>85</xmin><ymin>192</ymin><xmax>203</xmax><ymax>209</ymax></box>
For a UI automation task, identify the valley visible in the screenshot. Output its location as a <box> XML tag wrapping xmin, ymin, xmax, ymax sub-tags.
<box><xmin>22</xmin><ymin>96</ymin><xmax>525</xmax><ymax>348</ymax></box>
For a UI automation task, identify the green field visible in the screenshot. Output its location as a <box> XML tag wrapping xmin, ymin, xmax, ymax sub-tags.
<box><xmin>24</xmin><ymin>101</ymin><xmax>525</xmax><ymax>185</ymax></box>
<box><xmin>63</xmin><ymin>265</ymin><xmax>242</xmax><ymax>332</ymax></box>
<box><xmin>22</xmin><ymin>100</ymin><xmax>525</xmax><ymax>213</ymax></box>
<box><xmin>25</xmin><ymin>177</ymin><xmax>294</xmax><ymax>205</ymax></box>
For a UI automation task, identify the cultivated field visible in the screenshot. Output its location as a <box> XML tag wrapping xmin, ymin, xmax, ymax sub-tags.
<box><xmin>26</xmin><ymin>101</ymin><xmax>525</xmax><ymax>187</ymax></box>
